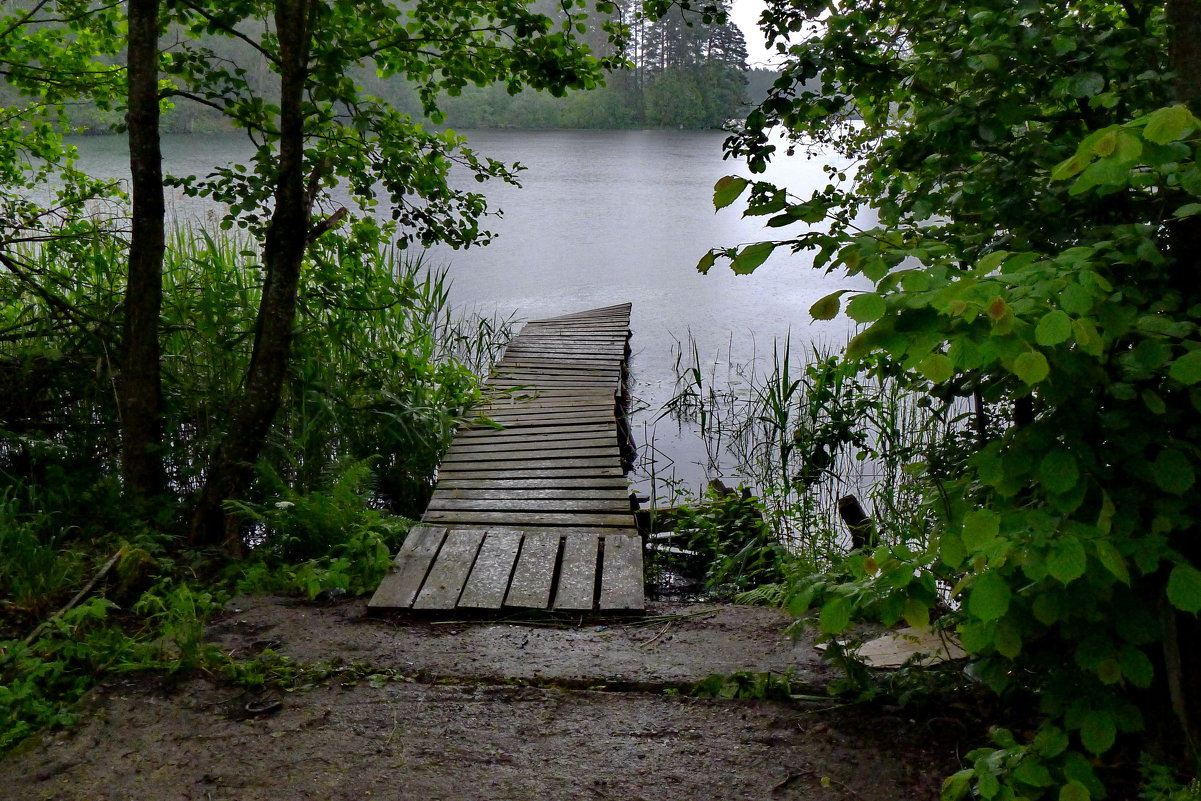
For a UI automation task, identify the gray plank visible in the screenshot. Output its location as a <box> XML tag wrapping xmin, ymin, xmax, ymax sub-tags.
<box><xmin>599</xmin><ymin>534</ymin><xmax>644</xmax><ymax>611</ymax></box>
<box><xmin>436</xmin><ymin>466</ymin><xmax>626</xmax><ymax>480</ymax></box>
<box><xmin>423</xmin><ymin>510</ymin><xmax>634</xmax><ymax>527</ymax></box>
<box><xmin>553</xmin><ymin>533</ymin><xmax>600</xmax><ymax>611</ymax></box>
<box><xmin>412</xmin><ymin>529</ymin><xmax>486</xmax><ymax>610</ymax></box>
<box><xmin>426</xmin><ymin>497</ymin><xmax>630</xmax><ymax>513</ymax></box>
<box><xmin>437</xmin><ymin>477</ymin><xmax>630</xmax><ymax>490</ymax></box>
<box><xmin>431</xmin><ymin>487</ymin><xmax>630</xmax><ymax>501</ymax></box>
<box><xmin>446</xmin><ymin>437</ymin><xmax>617</xmax><ymax>454</ymax></box>
<box><xmin>453</xmin><ymin>426</ymin><xmax>615</xmax><ymax>442</ymax></box>
<box><xmin>505</xmin><ymin>532</ymin><xmax>560</xmax><ymax>608</ymax></box>
<box><xmin>440</xmin><ymin>446</ymin><xmax>621</xmax><ymax>463</ymax></box>
<box><xmin>458</xmin><ymin>528</ymin><xmax>523</xmax><ymax>609</ymax></box>
<box><xmin>367</xmin><ymin>525</ymin><xmax>447</xmax><ymax>609</ymax></box>
<box><xmin>437</xmin><ymin>457</ymin><xmax>621</xmax><ymax>471</ymax></box>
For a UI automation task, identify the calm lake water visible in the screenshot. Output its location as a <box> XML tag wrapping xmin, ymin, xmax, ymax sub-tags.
<box><xmin>69</xmin><ymin>130</ymin><xmax>869</xmax><ymax>497</ymax></box>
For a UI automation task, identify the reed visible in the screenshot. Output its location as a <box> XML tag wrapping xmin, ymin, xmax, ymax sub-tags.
<box><xmin>660</xmin><ymin>333</ymin><xmax>967</xmax><ymax>571</ymax></box>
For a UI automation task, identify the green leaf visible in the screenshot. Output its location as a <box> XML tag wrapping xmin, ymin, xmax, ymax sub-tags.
<box><xmin>1032</xmin><ymin>592</ymin><xmax>1060</xmax><ymax>625</ymax></box>
<box><xmin>1051</xmin><ymin>153</ymin><xmax>1089</xmax><ymax>181</ymax></box>
<box><xmin>1144</xmin><ymin>104</ymin><xmax>1196</xmax><ymax>145</ymax></box>
<box><xmin>1093</xmin><ymin>540</ymin><xmax>1130</xmax><ymax>585</ymax></box>
<box><xmin>1119</xmin><ymin>645</ymin><xmax>1154</xmax><ymax>688</ymax></box>
<box><xmin>1038</xmin><ymin>449</ymin><xmax>1079</xmax><ymax>495</ymax></box>
<box><xmin>712</xmin><ymin>175</ymin><xmax>749</xmax><ymax>210</ymax></box>
<box><xmin>696</xmin><ymin>250</ymin><xmax>717</xmax><ymax>274</ymax></box>
<box><xmin>1013</xmin><ymin>760</ymin><xmax>1054</xmax><ymax>787</ymax></box>
<box><xmin>1034</xmin><ymin>726</ymin><xmax>1069</xmax><ymax>758</ymax></box>
<box><xmin>846</xmin><ymin>293</ymin><xmax>887</xmax><ymax>322</ymax></box>
<box><xmin>1152</xmin><ymin>449</ymin><xmax>1195</xmax><ymax>495</ymax></box>
<box><xmin>918</xmin><ymin>353</ymin><xmax>954</xmax><ymax>384</ymax></box>
<box><xmin>1014</xmin><ymin>351</ymin><xmax>1050</xmax><ymax>384</ymax></box>
<box><xmin>820</xmin><ymin>594</ymin><xmax>853</xmax><ymax>634</ymax></box>
<box><xmin>1060</xmin><ymin>780</ymin><xmax>1091</xmax><ymax>801</ymax></box>
<box><xmin>1167</xmin><ymin>563</ymin><xmax>1201</xmax><ymax>614</ymax></box>
<box><xmin>731</xmin><ymin>242</ymin><xmax>775</xmax><ymax>275</ymax></box>
<box><xmin>1079</xmin><ymin>710</ymin><xmax>1116</xmax><ymax>755</ymax></box>
<box><xmin>809</xmin><ymin>289</ymin><xmax>848</xmax><ymax>320</ymax></box>
<box><xmin>1036</xmin><ymin>311</ymin><xmax>1073</xmax><ymax>346</ymax></box>
<box><xmin>1169</xmin><ymin>350</ymin><xmax>1201</xmax><ymax>384</ymax></box>
<box><xmin>903</xmin><ymin>597</ymin><xmax>930</xmax><ymax>630</ymax></box>
<box><xmin>1071</xmin><ymin>72</ymin><xmax>1104</xmax><ymax>97</ymax></box>
<box><xmin>969</xmin><ymin>570</ymin><xmax>1011</xmax><ymax>622</ymax></box>
<box><xmin>962</xmin><ymin>509</ymin><xmax>1001</xmax><ymax>553</ymax></box>
<box><xmin>1048</xmin><ymin>536</ymin><xmax>1087</xmax><ymax>584</ymax></box>
<box><xmin>1175</xmin><ymin>202</ymin><xmax>1201</xmax><ymax>218</ymax></box>
<box><xmin>995</xmin><ymin>619</ymin><xmax>1022</xmax><ymax>658</ymax></box>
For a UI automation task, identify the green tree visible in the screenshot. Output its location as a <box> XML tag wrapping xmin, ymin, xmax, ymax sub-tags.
<box><xmin>135</xmin><ymin>0</ymin><xmax>622</xmax><ymax>549</ymax></box>
<box><xmin>707</xmin><ymin>0</ymin><xmax>1201</xmax><ymax>795</ymax></box>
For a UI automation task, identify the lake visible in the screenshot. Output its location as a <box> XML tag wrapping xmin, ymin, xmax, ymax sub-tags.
<box><xmin>69</xmin><ymin>129</ymin><xmax>869</xmax><ymax>498</ymax></box>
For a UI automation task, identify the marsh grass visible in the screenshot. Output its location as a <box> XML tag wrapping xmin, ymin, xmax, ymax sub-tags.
<box><xmin>659</xmin><ymin>333</ymin><xmax>968</xmax><ymax>571</ymax></box>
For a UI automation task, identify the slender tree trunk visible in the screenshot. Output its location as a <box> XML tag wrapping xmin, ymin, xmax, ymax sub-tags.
<box><xmin>191</xmin><ymin>0</ymin><xmax>313</xmax><ymax>552</ymax></box>
<box><xmin>120</xmin><ymin>0</ymin><xmax>167</xmax><ymax>503</ymax></box>
<box><xmin>1165</xmin><ymin>0</ymin><xmax>1201</xmax><ymax>756</ymax></box>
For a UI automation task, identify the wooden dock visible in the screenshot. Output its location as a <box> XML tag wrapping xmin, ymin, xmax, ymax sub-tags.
<box><xmin>368</xmin><ymin>304</ymin><xmax>644</xmax><ymax>615</ymax></box>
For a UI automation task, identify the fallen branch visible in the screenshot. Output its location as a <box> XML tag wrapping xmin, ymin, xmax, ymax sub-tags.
<box><xmin>22</xmin><ymin>547</ymin><xmax>125</xmax><ymax>647</ymax></box>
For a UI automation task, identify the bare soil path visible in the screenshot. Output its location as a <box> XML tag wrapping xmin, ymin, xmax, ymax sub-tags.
<box><xmin>0</xmin><ymin>597</ymin><xmax>972</xmax><ymax>800</ymax></box>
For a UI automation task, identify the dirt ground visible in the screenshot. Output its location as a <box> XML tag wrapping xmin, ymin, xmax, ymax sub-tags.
<box><xmin>0</xmin><ymin>597</ymin><xmax>974</xmax><ymax>801</ymax></box>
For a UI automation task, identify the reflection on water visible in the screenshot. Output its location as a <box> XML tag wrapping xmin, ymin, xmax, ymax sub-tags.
<box><xmin>66</xmin><ymin>129</ymin><xmax>871</xmax><ymax>498</ymax></box>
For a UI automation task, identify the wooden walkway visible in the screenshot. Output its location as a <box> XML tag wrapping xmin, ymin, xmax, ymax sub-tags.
<box><xmin>368</xmin><ymin>304</ymin><xmax>643</xmax><ymax>615</ymax></box>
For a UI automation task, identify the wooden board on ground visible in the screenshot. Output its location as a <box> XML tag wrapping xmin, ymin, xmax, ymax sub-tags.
<box><xmin>367</xmin><ymin>525</ymin><xmax>447</xmax><ymax>610</ymax></box>
<box><xmin>412</xmin><ymin>529</ymin><xmax>486</xmax><ymax>610</ymax></box>
<box><xmin>553</xmin><ymin>533</ymin><xmax>599</xmax><ymax>611</ymax></box>
<box><xmin>458</xmin><ymin>529</ymin><xmax>522</xmax><ymax>609</ymax></box>
<box><xmin>505</xmin><ymin>531</ymin><xmax>560</xmax><ymax>608</ymax></box>
<box><xmin>599</xmin><ymin>534</ymin><xmax>644</xmax><ymax>611</ymax></box>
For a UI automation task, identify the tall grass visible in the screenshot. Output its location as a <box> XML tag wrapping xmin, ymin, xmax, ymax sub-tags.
<box><xmin>0</xmin><ymin>223</ymin><xmax>511</xmax><ymax>518</ymax></box>
<box><xmin>660</xmin><ymin>334</ymin><xmax>969</xmax><ymax>570</ymax></box>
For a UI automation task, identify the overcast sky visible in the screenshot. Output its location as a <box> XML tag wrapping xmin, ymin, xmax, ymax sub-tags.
<box><xmin>729</xmin><ymin>0</ymin><xmax>774</xmax><ymax>68</ymax></box>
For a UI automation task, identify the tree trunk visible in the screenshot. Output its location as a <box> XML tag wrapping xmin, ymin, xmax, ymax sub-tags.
<box><xmin>190</xmin><ymin>0</ymin><xmax>313</xmax><ymax>552</ymax></box>
<box><xmin>120</xmin><ymin>0</ymin><xmax>167</xmax><ymax>503</ymax></box>
<box><xmin>1165</xmin><ymin>0</ymin><xmax>1201</xmax><ymax>757</ymax></box>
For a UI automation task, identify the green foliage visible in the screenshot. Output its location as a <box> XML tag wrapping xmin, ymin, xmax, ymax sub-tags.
<box><xmin>1</xmin><ymin>224</ymin><xmax>502</xmax><ymax>518</ymax></box>
<box><xmin>714</xmin><ymin>0</ymin><xmax>1201</xmax><ymax>795</ymax></box>
<box><xmin>668</xmin><ymin>485</ymin><xmax>786</xmax><ymax>592</ymax></box>
<box><xmin>228</xmin><ymin>459</ymin><xmax>412</xmax><ymax>599</ymax></box>
<box><xmin>692</xmin><ymin>670</ymin><xmax>793</xmax><ymax>701</ymax></box>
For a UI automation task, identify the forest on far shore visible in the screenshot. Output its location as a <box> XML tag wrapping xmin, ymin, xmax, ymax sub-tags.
<box><xmin>44</xmin><ymin>0</ymin><xmax>769</xmax><ymax>133</ymax></box>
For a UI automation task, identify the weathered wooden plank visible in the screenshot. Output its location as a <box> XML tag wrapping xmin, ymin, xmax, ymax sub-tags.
<box><xmin>457</xmin><ymin>528</ymin><xmax>523</xmax><ymax>609</ymax></box>
<box><xmin>437</xmin><ymin>477</ymin><xmax>629</xmax><ymax>490</ymax></box>
<box><xmin>412</xmin><ymin>529</ymin><xmax>486</xmax><ymax>610</ymax></box>
<box><xmin>480</xmin><ymin>393</ymin><xmax>615</xmax><ymax>405</ymax></box>
<box><xmin>437</xmin><ymin>466</ymin><xmax>625</xmax><ymax>480</ymax></box>
<box><xmin>451</xmin><ymin>441</ymin><xmax>619</xmax><ymax>461</ymax></box>
<box><xmin>441</xmin><ymin>446</ymin><xmax>621</xmax><ymax>463</ymax></box>
<box><xmin>423</xmin><ymin>510</ymin><xmax>634</xmax><ymax>527</ymax></box>
<box><xmin>367</xmin><ymin>525</ymin><xmax>447</xmax><ymax>609</ymax></box>
<box><xmin>470</xmin><ymin>416</ymin><xmax>616</xmax><ymax>429</ymax></box>
<box><xmin>438</xmin><ymin>457</ymin><xmax>621</xmax><ymax>472</ymax></box>
<box><xmin>494</xmin><ymin>359</ymin><xmax>623</xmax><ymax>370</ymax></box>
<box><xmin>426</xmin><ymin>497</ymin><xmax>630</xmax><ymax>513</ymax></box>
<box><xmin>505</xmin><ymin>532</ymin><xmax>560</xmax><ymax>608</ymax></box>
<box><xmin>449</xmin><ymin>431</ymin><xmax>616</xmax><ymax>446</ymax></box>
<box><xmin>431</xmin><ymin>487</ymin><xmax>630</xmax><ymax>501</ymax></box>
<box><xmin>553</xmin><ymin>534</ymin><xmax>600</xmax><ymax>611</ymax></box>
<box><xmin>599</xmin><ymin>534</ymin><xmax>644</xmax><ymax>611</ymax></box>
<box><xmin>454</xmin><ymin>425</ymin><xmax>615</xmax><ymax>441</ymax></box>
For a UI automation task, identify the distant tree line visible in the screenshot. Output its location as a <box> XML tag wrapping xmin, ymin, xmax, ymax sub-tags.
<box><xmin>0</xmin><ymin>0</ymin><xmax>757</xmax><ymax>133</ymax></box>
